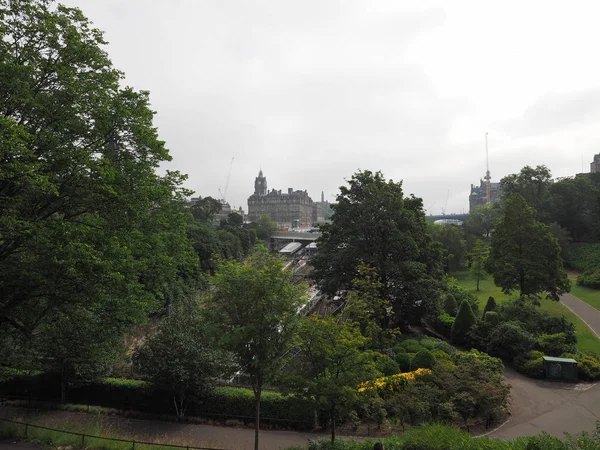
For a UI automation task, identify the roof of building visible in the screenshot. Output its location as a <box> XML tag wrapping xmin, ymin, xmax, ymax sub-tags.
<box><xmin>279</xmin><ymin>242</ymin><xmax>303</xmax><ymax>254</ymax></box>
<box><xmin>542</xmin><ymin>356</ymin><xmax>578</xmax><ymax>364</ymax></box>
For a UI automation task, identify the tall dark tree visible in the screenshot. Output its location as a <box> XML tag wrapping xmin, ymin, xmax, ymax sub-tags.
<box><xmin>429</xmin><ymin>223</ymin><xmax>467</xmax><ymax>272</ymax></box>
<box><xmin>0</xmin><ymin>0</ymin><xmax>197</xmax><ymax>366</ymax></box>
<box><xmin>499</xmin><ymin>165</ymin><xmax>552</xmax><ymax>219</ymax></box>
<box><xmin>311</xmin><ymin>170</ymin><xmax>445</xmax><ymax>328</ymax></box>
<box><xmin>547</xmin><ymin>175</ymin><xmax>600</xmax><ymax>242</ymax></box>
<box><xmin>487</xmin><ymin>195</ymin><xmax>570</xmax><ymax>299</ymax></box>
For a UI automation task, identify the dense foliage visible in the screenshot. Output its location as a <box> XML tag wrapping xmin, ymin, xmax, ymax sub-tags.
<box><xmin>0</xmin><ymin>0</ymin><xmax>200</xmax><ymax>390</ymax></box>
<box><xmin>487</xmin><ymin>194</ymin><xmax>570</xmax><ymax>299</ymax></box>
<box><xmin>134</xmin><ymin>302</ymin><xmax>234</xmax><ymax>418</ymax></box>
<box><xmin>289</xmin><ymin>422</ymin><xmax>600</xmax><ymax>450</ymax></box>
<box><xmin>312</xmin><ymin>170</ymin><xmax>445</xmax><ymax>328</ymax></box>
<box><xmin>205</xmin><ymin>245</ymin><xmax>305</xmax><ymax>449</ymax></box>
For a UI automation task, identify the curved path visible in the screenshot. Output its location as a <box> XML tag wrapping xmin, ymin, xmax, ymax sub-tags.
<box><xmin>488</xmin><ymin>292</ymin><xmax>600</xmax><ymax>439</ymax></box>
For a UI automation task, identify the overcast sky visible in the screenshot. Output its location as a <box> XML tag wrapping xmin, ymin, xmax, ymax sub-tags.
<box><xmin>63</xmin><ymin>0</ymin><xmax>600</xmax><ymax>215</ymax></box>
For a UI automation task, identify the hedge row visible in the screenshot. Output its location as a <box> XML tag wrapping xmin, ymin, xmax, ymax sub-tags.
<box><xmin>0</xmin><ymin>374</ymin><xmax>315</xmax><ymax>429</ymax></box>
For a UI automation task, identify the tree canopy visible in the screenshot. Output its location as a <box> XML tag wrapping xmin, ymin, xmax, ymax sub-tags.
<box><xmin>487</xmin><ymin>195</ymin><xmax>570</xmax><ymax>299</ymax></box>
<box><xmin>205</xmin><ymin>245</ymin><xmax>305</xmax><ymax>450</ymax></box>
<box><xmin>0</xmin><ymin>0</ymin><xmax>197</xmax><ymax>372</ymax></box>
<box><xmin>311</xmin><ymin>170</ymin><xmax>445</xmax><ymax>328</ymax></box>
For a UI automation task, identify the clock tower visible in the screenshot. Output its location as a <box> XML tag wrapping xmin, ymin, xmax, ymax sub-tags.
<box><xmin>254</xmin><ymin>169</ymin><xmax>267</xmax><ymax>195</ymax></box>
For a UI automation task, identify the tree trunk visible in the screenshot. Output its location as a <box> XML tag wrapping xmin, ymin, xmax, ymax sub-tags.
<box><xmin>253</xmin><ymin>385</ymin><xmax>262</xmax><ymax>450</ymax></box>
<box><xmin>60</xmin><ymin>362</ymin><xmax>66</xmax><ymax>403</ymax></box>
<box><xmin>330</xmin><ymin>405</ymin><xmax>336</xmax><ymax>443</ymax></box>
<box><xmin>476</xmin><ymin>274</ymin><xmax>480</xmax><ymax>291</ymax></box>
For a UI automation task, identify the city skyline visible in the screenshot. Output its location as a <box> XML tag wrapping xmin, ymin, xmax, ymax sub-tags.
<box><xmin>61</xmin><ymin>0</ymin><xmax>600</xmax><ymax>216</ymax></box>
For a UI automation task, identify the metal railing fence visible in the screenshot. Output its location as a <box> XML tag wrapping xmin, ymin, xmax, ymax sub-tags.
<box><xmin>0</xmin><ymin>417</ymin><xmax>226</xmax><ymax>450</ymax></box>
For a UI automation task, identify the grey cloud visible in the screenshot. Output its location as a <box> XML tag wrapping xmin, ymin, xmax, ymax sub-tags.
<box><xmin>499</xmin><ymin>88</ymin><xmax>600</xmax><ymax>138</ymax></box>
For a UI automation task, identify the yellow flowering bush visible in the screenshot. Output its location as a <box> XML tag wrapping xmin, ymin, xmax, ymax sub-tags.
<box><xmin>358</xmin><ymin>368</ymin><xmax>432</xmax><ymax>394</ymax></box>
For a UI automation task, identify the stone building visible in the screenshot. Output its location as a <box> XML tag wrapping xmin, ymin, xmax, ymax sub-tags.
<box><xmin>247</xmin><ymin>170</ymin><xmax>314</xmax><ymax>228</ymax></box>
<box><xmin>591</xmin><ymin>153</ymin><xmax>600</xmax><ymax>173</ymax></box>
<box><xmin>469</xmin><ymin>179</ymin><xmax>501</xmax><ymax>211</ymax></box>
<box><xmin>313</xmin><ymin>191</ymin><xmax>333</xmax><ymax>224</ymax></box>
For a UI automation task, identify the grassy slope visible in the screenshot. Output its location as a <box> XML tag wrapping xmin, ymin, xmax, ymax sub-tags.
<box><xmin>452</xmin><ymin>270</ymin><xmax>600</xmax><ymax>354</ymax></box>
<box><xmin>569</xmin><ymin>272</ymin><xmax>600</xmax><ymax>312</ymax></box>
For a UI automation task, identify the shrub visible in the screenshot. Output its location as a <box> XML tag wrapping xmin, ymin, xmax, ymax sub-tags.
<box><xmin>576</xmin><ymin>354</ymin><xmax>600</xmax><ymax>381</ymax></box>
<box><xmin>443</xmin><ymin>294</ymin><xmax>458</xmax><ymax>316</ymax></box>
<box><xmin>433</xmin><ymin>312</ymin><xmax>454</xmax><ymax>338</ymax></box>
<box><xmin>451</xmin><ymin>300</ymin><xmax>477</xmax><ymax>344</ymax></box>
<box><xmin>482</xmin><ymin>296</ymin><xmax>497</xmax><ymax>318</ymax></box>
<box><xmin>483</xmin><ymin>311</ymin><xmax>498</xmax><ymax>325</ymax></box>
<box><xmin>419</xmin><ymin>338</ymin><xmax>437</xmax><ymax>350</ymax></box>
<box><xmin>486</xmin><ymin>322</ymin><xmax>536</xmax><ymax>361</ymax></box>
<box><xmin>514</xmin><ymin>351</ymin><xmax>545</xmax><ymax>378</ymax></box>
<box><xmin>412</xmin><ymin>349</ymin><xmax>436</xmax><ymax>370</ymax></box>
<box><xmin>577</xmin><ymin>269</ymin><xmax>600</xmax><ymax>289</ymax></box>
<box><xmin>399</xmin><ymin>338</ymin><xmax>423</xmax><ymax>353</ymax></box>
<box><xmin>537</xmin><ymin>333</ymin><xmax>575</xmax><ymax>356</ymax></box>
<box><xmin>375</xmin><ymin>355</ymin><xmax>400</xmax><ymax>376</ymax></box>
<box><xmin>433</xmin><ymin>340</ymin><xmax>456</xmax><ymax>355</ymax></box>
<box><xmin>394</xmin><ymin>352</ymin><xmax>412</xmax><ymax>372</ymax></box>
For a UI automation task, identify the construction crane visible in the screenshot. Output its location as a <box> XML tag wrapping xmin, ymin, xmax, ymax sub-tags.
<box><xmin>440</xmin><ymin>190</ymin><xmax>450</xmax><ymax>215</ymax></box>
<box><xmin>218</xmin><ymin>157</ymin><xmax>235</xmax><ymax>203</ymax></box>
<box><xmin>426</xmin><ymin>201</ymin><xmax>436</xmax><ymax>215</ymax></box>
<box><xmin>485</xmin><ymin>132</ymin><xmax>491</xmax><ymax>203</ymax></box>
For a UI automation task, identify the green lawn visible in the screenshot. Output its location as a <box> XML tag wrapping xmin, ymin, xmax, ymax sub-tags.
<box><xmin>451</xmin><ymin>271</ymin><xmax>512</xmax><ymax>304</ymax></box>
<box><xmin>452</xmin><ymin>271</ymin><xmax>600</xmax><ymax>355</ymax></box>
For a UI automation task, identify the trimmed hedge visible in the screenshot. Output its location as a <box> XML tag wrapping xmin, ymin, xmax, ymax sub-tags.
<box><xmin>0</xmin><ymin>375</ymin><xmax>315</xmax><ymax>429</ymax></box>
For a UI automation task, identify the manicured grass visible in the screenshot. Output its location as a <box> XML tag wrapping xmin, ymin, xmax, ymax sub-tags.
<box><xmin>451</xmin><ymin>271</ymin><xmax>512</xmax><ymax>304</ymax></box>
<box><xmin>452</xmin><ymin>271</ymin><xmax>600</xmax><ymax>354</ymax></box>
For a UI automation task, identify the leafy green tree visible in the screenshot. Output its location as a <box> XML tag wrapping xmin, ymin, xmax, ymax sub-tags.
<box><xmin>463</xmin><ymin>203</ymin><xmax>501</xmax><ymax>239</ymax></box>
<box><xmin>429</xmin><ymin>223</ymin><xmax>468</xmax><ymax>272</ymax></box>
<box><xmin>488</xmin><ymin>195</ymin><xmax>570</xmax><ymax>299</ymax></box>
<box><xmin>312</xmin><ymin>170</ymin><xmax>445</xmax><ymax>328</ymax></box>
<box><xmin>547</xmin><ymin>175</ymin><xmax>600</xmax><ymax>242</ymax></box>
<box><xmin>288</xmin><ymin>317</ymin><xmax>377</xmax><ymax>443</ymax></box>
<box><xmin>0</xmin><ymin>0</ymin><xmax>197</xmax><ymax>365</ymax></box>
<box><xmin>205</xmin><ymin>245</ymin><xmax>305</xmax><ymax>450</ymax></box>
<box><xmin>254</xmin><ymin>214</ymin><xmax>277</xmax><ymax>241</ymax></box>
<box><xmin>35</xmin><ymin>308</ymin><xmax>122</xmax><ymax>403</ymax></box>
<box><xmin>451</xmin><ymin>300</ymin><xmax>477</xmax><ymax>344</ymax></box>
<box><xmin>500</xmin><ymin>165</ymin><xmax>552</xmax><ymax>219</ymax></box>
<box><xmin>135</xmin><ymin>302</ymin><xmax>233</xmax><ymax>418</ymax></box>
<box><xmin>469</xmin><ymin>239</ymin><xmax>488</xmax><ymax>291</ymax></box>
<box><xmin>345</xmin><ymin>263</ymin><xmax>395</xmax><ymax>348</ymax></box>
<box><xmin>190</xmin><ymin>196</ymin><xmax>221</xmax><ymax>222</ymax></box>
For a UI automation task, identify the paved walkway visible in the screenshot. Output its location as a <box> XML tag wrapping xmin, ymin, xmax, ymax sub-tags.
<box><xmin>0</xmin><ymin>408</ymin><xmax>355</xmax><ymax>450</ymax></box>
<box><xmin>560</xmin><ymin>293</ymin><xmax>600</xmax><ymax>338</ymax></box>
<box><xmin>488</xmin><ymin>292</ymin><xmax>600</xmax><ymax>439</ymax></box>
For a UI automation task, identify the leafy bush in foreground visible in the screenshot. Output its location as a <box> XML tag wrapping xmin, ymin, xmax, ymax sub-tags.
<box><xmin>294</xmin><ymin>422</ymin><xmax>600</xmax><ymax>450</ymax></box>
